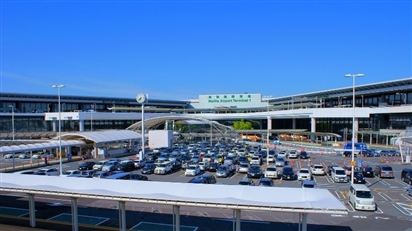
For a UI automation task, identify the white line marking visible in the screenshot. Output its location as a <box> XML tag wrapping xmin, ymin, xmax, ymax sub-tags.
<box><xmin>334</xmin><ymin>191</ymin><xmax>341</xmax><ymax>199</ymax></box>
<box><xmin>343</xmin><ymin>201</ymin><xmax>355</xmax><ymax>212</ymax></box>
<box><xmin>400</xmin><ymin>194</ymin><xmax>412</xmax><ymax>201</ymax></box>
<box><xmin>339</xmin><ymin>191</ymin><xmax>347</xmax><ymax>199</ymax></box>
<box><xmin>392</xmin><ymin>203</ymin><xmax>411</xmax><ymax>216</ymax></box>
<box><xmin>378</xmin><ymin>192</ymin><xmax>392</xmax><ymax>201</ymax></box>
<box><xmin>375</xmin><ymin>207</ymin><xmax>384</xmax><ymax>214</ymax></box>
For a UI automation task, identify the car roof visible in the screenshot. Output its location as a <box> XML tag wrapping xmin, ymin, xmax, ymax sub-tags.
<box><xmin>260</xmin><ymin>178</ymin><xmax>272</xmax><ymax>182</ymax></box>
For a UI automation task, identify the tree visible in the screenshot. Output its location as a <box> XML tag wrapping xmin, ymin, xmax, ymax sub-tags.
<box><xmin>233</xmin><ymin>119</ymin><xmax>253</xmax><ymax>130</ymax></box>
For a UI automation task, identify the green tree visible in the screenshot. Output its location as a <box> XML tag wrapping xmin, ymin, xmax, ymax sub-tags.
<box><xmin>233</xmin><ymin>119</ymin><xmax>253</xmax><ymax>130</ymax></box>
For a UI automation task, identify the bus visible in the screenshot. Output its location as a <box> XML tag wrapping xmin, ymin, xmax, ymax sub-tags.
<box><xmin>343</xmin><ymin>142</ymin><xmax>368</xmax><ymax>151</ymax></box>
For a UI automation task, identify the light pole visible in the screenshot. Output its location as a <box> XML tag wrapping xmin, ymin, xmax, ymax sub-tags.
<box><xmin>52</xmin><ymin>84</ymin><xmax>65</xmax><ymax>176</ymax></box>
<box><xmin>91</xmin><ymin>103</ymin><xmax>95</xmax><ymax>131</ymax></box>
<box><xmin>210</xmin><ymin>121</ymin><xmax>213</xmax><ymax>147</ymax></box>
<box><xmin>9</xmin><ymin>105</ymin><xmax>15</xmax><ymax>140</ymax></box>
<box><xmin>396</xmin><ymin>92</ymin><xmax>407</xmax><ymax>105</ymax></box>
<box><xmin>344</xmin><ymin>73</ymin><xmax>364</xmax><ymax>184</ymax></box>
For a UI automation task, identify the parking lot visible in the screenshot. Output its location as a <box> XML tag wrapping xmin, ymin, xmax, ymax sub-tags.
<box><xmin>1</xmin><ymin>142</ymin><xmax>412</xmax><ymax>231</ymax></box>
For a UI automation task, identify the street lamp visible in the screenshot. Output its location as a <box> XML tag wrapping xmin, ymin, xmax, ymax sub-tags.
<box><xmin>52</xmin><ymin>84</ymin><xmax>65</xmax><ymax>176</ymax></box>
<box><xmin>210</xmin><ymin>121</ymin><xmax>213</xmax><ymax>147</ymax></box>
<box><xmin>396</xmin><ymin>92</ymin><xmax>407</xmax><ymax>105</ymax></box>
<box><xmin>344</xmin><ymin>73</ymin><xmax>364</xmax><ymax>184</ymax></box>
<box><xmin>9</xmin><ymin>105</ymin><xmax>15</xmax><ymax>140</ymax></box>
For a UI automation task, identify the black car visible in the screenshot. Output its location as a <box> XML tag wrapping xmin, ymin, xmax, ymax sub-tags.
<box><xmin>188</xmin><ymin>177</ymin><xmax>208</xmax><ymax>184</ymax></box>
<box><xmin>117</xmin><ymin>160</ymin><xmax>135</xmax><ymax>172</ymax></box>
<box><xmin>362</xmin><ymin>166</ymin><xmax>374</xmax><ymax>177</ymax></box>
<box><xmin>141</xmin><ymin>163</ymin><xmax>156</xmax><ymax>174</ymax></box>
<box><xmin>401</xmin><ymin>168</ymin><xmax>412</xmax><ymax>185</ymax></box>
<box><xmin>258</xmin><ymin>178</ymin><xmax>274</xmax><ymax>187</ymax></box>
<box><xmin>197</xmin><ymin>173</ymin><xmax>217</xmax><ymax>184</ymax></box>
<box><xmin>299</xmin><ymin>151</ymin><xmax>309</xmax><ymax>159</ymax></box>
<box><xmin>282</xmin><ymin>166</ymin><xmax>295</xmax><ymax>180</ymax></box>
<box><xmin>238</xmin><ymin>178</ymin><xmax>255</xmax><ymax>186</ymax></box>
<box><xmin>171</xmin><ymin>160</ymin><xmax>182</xmax><ymax>171</ymax></box>
<box><xmin>208</xmin><ymin>162</ymin><xmax>219</xmax><ymax>172</ymax></box>
<box><xmin>130</xmin><ymin>173</ymin><xmax>148</xmax><ymax>181</ymax></box>
<box><xmin>78</xmin><ymin>161</ymin><xmax>96</xmax><ymax>171</ymax></box>
<box><xmin>350</xmin><ymin>171</ymin><xmax>366</xmax><ymax>184</ymax></box>
<box><xmin>327</xmin><ymin>164</ymin><xmax>339</xmax><ymax>175</ymax></box>
<box><xmin>247</xmin><ymin>165</ymin><xmax>263</xmax><ymax>178</ymax></box>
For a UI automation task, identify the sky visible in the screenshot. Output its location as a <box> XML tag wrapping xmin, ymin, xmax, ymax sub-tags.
<box><xmin>0</xmin><ymin>0</ymin><xmax>411</xmax><ymax>100</ymax></box>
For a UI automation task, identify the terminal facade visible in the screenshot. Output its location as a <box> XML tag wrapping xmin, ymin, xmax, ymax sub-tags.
<box><xmin>1</xmin><ymin>77</ymin><xmax>411</xmax><ymax>144</ymax></box>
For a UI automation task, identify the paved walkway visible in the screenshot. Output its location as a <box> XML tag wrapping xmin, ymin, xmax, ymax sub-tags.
<box><xmin>0</xmin><ymin>224</ymin><xmax>52</xmax><ymax>231</ymax></box>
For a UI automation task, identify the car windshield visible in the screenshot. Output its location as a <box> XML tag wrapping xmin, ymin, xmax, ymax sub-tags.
<box><xmin>382</xmin><ymin>167</ymin><xmax>392</xmax><ymax>171</ymax></box>
<box><xmin>250</xmin><ymin>166</ymin><xmax>260</xmax><ymax>170</ymax></box>
<box><xmin>188</xmin><ymin>166</ymin><xmax>197</xmax><ymax>170</ymax></box>
<box><xmin>336</xmin><ymin>170</ymin><xmax>346</xmax><ymax>175</ymax></box>
<box><xmin>300</xmin><ymin>169</ymin><xmax>309</xmax><ymax>173</ymax></box>
<box><xmin>276</xmin><ymin>158</ymin><xmax>284</xmax><ymax>162</ymax></box>
<box><xmin>239</xmin><ymin>181</ymin><xmax>251</xmax><ymax>185</ymax></box>
<box><xmin>284</xmin><ymin>168</ymin><xmax>293</xmax><ymax>173</ymax></box>
<box><xmin>267</xmin><ymin>167</ymin><xmax>276</xmax><ymax>171</ymax></box>
<box><xmin>356</xmin><ymin>191</ymin><xmax>373</xmax><ymax>198</ymax></box>
<box><xmin>62</xmin><ymin>171</ymin><xmax>73</xmax><ymax>175</ymax></box>
<box><xmin>218</xmin><ymin>166</ymin><xmax>227</xmax><ymax>171</ymax></box>
<box><xmin>240</xmin><ymin>164</ymin><xmax>249</xmax><ymax>168</ymax></box>
<box><xmin>314</xmin><ymin>166</ymin><xmax>323</xmax><ymax>169</ymax></box>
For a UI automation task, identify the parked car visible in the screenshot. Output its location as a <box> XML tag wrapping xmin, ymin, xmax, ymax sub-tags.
<box><xmin>258</xmin><ymin>178</ymin><xmax>274</xmax><ymax>187</ymax></box>
<box><xmin>247</xmin><ymin>165</ymin><xmax>263</xmax><ymax>179</ymax></box>
<box><xmin>141</xmin><ymin>163</ymin><xmax>156</xmax><ymax>174</ymax></box>
<box><xmin>238</xmin><ymin>163</ymin><xmax>250</xmax><ymax>173</ymax></box>
<box><xmin>216</xmin><ymin>164</ymin><xmax>231</xmax><ymax>178</ymax></box>
<box><xmin>133</xmin><ymin>160</ymin><xmax>146</xmax><ymax>169</ymax></box>
<box><xmin>361</xmin><ymin>166</ymin><xmax>374</xmax><ymax>177</ymax></box>
<box><xmin>374</xmin><ymin>165</ymin><xmax>394</xmax><ymax>178</ymax></box>
<box><xmin>350</xmin><ymin>171</ymin><xmax>366</xmax><ymax>184</ymax></box>
<box><xmin>275</xmin><ymin>157</ymin><xmax>285</xmax><ymax>167</ymax></box>
<box><xmin>78</xmin><ymin>161</ymin><xmax>96</xmax><ymax>171</ymax></box>
<box><xmin>117</xmin><ymin>160</ymin><xmax>135</xmax><ymax>172</ymax></box>
<box><xmin>400</xmin><ymin>168</ymin><xmax>412</xmax><ymax>185</ymax></box>
<box><xmin>197</xmin><ymin>173</ymin><xmax>217</xmax><ymax>184</ymax></box>
<box><xmin>130</xmin><ymin>173</ymin><xmax>148</xmax><ymax>181</ymax></box>
<box><xmin>185</xmin><ymin>165</ymin><xmax>201</xmax><ymax>176</ymax></box>
<box><xmin>35</xmin><ymin>168</ymin><xmax>59</xmax><ymax>176</ymax></box>
<box><xmin>101</xmin><ymin>161</ymin><xmax>119</xmax><ymax>172</ymax></box>
<box><xmin>208</xmin><ymin>162</ymin><xmax>219</xmax><ymax>172</ymax></box>
<box><xmin>311</xmin><ymin>164</ymin><xmax>325</xmax><ymax>176</ymax></box>
<box><xmin>62</xmin><ymin>170</ymin><xmax>81</xmax><ymax>177</ymax></box>
<box><xmin>299</xmin><ymin>151</ymin><xmax>309</xmax><ymax>159</ymax></box>
<box><xmin>93</xmin><ymin>160</ymin><xmax>108</xmax><ymax>171</ymax></box>
<box><xmin>79</xmin><ymin>170</ymin><xmax>95</xmax><ymax>178</ymax></box>
<box><xmin>407</xmin><ymin>186</ymin><xmax>412</xmax><ymax>196</ymax></box>
<box><xmin>188</xmin><ymin>177</ymin><xmax>208</xmax><ymax>184</ymax></box>
<box><xmin>264</xmin><ymin>165</ymin><xmax>278</xmax><ymax>179</ymax></box>
<box><xmin>198</xmin><ymin>162</ymin><xmax>209</xmax><ymax>171</ymax></box>
<box><xmin>282</xmin><ymin>166</ymin><xmax>295</xmax><ymax>180</ymax></box>
<box><xmin>238</xmin><ymin>178</ymin><xmax>255</xmax><ymax>186</ymax></box>
<box><xmin>297</xmin><ymin>168</ymin><xmax>312</xmax><ymax>181</ymax></box>
<box><xmin>93</xmin><ymin>171</ymin><xmax>110</xmax><ymax>178</ymax></box>
<box><xmin>301</xmin><ymin>180</ymin><xmax>316</xmax><ymax>188</ymax></box>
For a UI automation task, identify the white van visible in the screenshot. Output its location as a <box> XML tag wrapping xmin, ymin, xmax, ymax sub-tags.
<box><xmin>348</xmin><ymin>184</ymin><xmax>376</xmax><ymax>211</ymax></box>
<box><xmin>331</xmin><ymin>167</ymin><xmax>348</xmax><ymax>183</ymax></box>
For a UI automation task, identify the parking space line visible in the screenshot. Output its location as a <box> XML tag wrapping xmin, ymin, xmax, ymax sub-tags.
<box><xmin>339</xmin><ymin>191</ymin><xmax>347</xmax><ymax>199</ymax></box>
<box><xmin>378</xmin><ymin>192</ymin><xmax>392</xmax><ymax>201</ymax></box>
<box><xmin>392</xmin><ymin>203</ymin><xmax>412</xmax><ymax>216</ymax></box>
<box><xmin>342</xmin><ymin>201</ymin><xmax>355</xmax><ymax>212</ymax></box>
<box><xmin>334</xmin><ymin>190</ymin><xmax>341</xmax><ymax>199</ymax></box>
<box><xmin>378</xmin><ymin>179</ymin><xmax>391</xmax><ymax>186</ymax></box>
<box><xmin>400</xmin><ymin>193</ymin><xmax>412</xmax><ymax>201</ymax></box>
<box><xmin>375</xmin><ymin>207</ymin><xmax>384</xmax><ymax>214</ymax></box>
<box><xmin>325</xmin><ymin>176</ymin><xmax>334</xmax><ymax>183</ymax></box>
<box><xmin>396</xmin><ymin>179</ymin><xmax>410</xmax><ymax>187</ymax></box>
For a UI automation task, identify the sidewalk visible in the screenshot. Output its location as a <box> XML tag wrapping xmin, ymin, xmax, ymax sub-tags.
<box><xmin>0</xmin><ymin>224</ymin><xmax>52</xmax><ymax>231</ymax></box>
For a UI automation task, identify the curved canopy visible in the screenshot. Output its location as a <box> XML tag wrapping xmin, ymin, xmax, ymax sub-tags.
<box><xmin>127</xmin><ymin>115</ymin><xmax>235</xmax><ymax>134</ymax></box>
<box><xmin>0</xmin><ymin>140</ymin><xmax>86</xmax><ymax>153</ymax></box>
<box><xmin>0</xmin><ymin>173</ymin><xmax>347</xmax><ymax>215</ymax></box>
<box><xmin>60</xmin><ymin>130</ymin><xmax>142</xmax><ymax>144</ymax></box>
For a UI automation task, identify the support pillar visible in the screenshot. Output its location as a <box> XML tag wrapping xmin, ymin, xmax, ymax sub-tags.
<box><xmin>71</xmin><ymin>198</ymin><xmax>78</xmax><ymax>231</ymax></box>
<box><xmin>301</xmin><ymin>213</ymin><xmax>308</xmax><ymax>231</ymax></box>
<box><xmin>28</xmin><ymin>194</ymin><xmax>36</xmax><ymax>227</ymax></box>
<box><xmin>173</xmin><ymin>205</ymin><xmax>180</xmax><ymax>231</ymax></box>
<box><xmin>311</xmin><ymin>118</ymin><xmax>316</xmax><ymax>141</ymax></box>
<box><xmin>119</xmin><ymin>201</ymin><xmax>126</xmax><ymax>231</ymax></box>
<box><xmin>52</xmin><ymin>120</ymin><xmax>58</xmax><ymax>132</ymax></box>
<box><xmin>292</xmin><ymin>118</ymin><xmax>296</xmax><ymax>129</ymax></box>
<box><xmin>232</xmin><ymin>209</ymin><xmax>241</xmax><ymax>231</ymax></box>
<box><xmin>79</xmin><ymin>120</ymin><xmax>85</xmax><ymax>132</ymax></box>
<box><xmin>354</xmin><ymin>118</ymin><xmax>359</xmax><ymax>142</ymax></box>
<box><xmin>267</xmin><ymin>117</ymin><xmax>272</xmax><ymax>129</ymax></box>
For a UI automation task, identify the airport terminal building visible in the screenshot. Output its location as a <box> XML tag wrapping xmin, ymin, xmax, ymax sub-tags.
<box><xmin>1</xmin><ymin>77</ymin><xmax>411</xmax><ymax>144</ymax></box>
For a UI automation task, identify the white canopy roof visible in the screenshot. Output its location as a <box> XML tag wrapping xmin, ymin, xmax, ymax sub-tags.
<box><xmin>0</xmin><ymin>173</ymin><xmax>347</xmax><ymax>214</ymax></box>
<box><xmin>0</xmin><ymin>140</ymin><xmax>85</xmax><ymax>153</ymax></box>
<box><xmin>60</xmin><ymin>130</ymin><xmax>142</xmax><ymax>143</ymax></box>
<box><xmin>397</xmin><ymin>136</ymin><xmax>412</xmax><ymax>144</ymax></box>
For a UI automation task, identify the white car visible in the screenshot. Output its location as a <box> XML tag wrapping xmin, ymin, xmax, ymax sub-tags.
<box><xmin>93</xmin><ymin>160</ymin><xmax>108</xmax><ymax>171</ymax></box>
<box><xmin>275</xmin><ymin>158</ymin><xmax>285</xmax><ymax>167</ymax></box>
<box><xmin>198</xmin><ymin>162</ymin><xmax>209</xmax><ymax>171</ymax></box>
<box><xmin>311</xmin><ymin>164</ymin><xmax>325</xmax><ymax>176</ymax></box>
<box><xmin>297</xmin><ymin>168</ymin><xmax>312</xmax><ymax>181</ymax></box>
<box><xmin>238</xmin><ymin>163</ymin><xmax>250</xmax><ymax>173</ymax></box>
<box><xmin>62</xmin><ymin>170</ymin><xmax>81</xmax><ymax>177</ymax></box>
<box><xmin>267</xmin><ymin>155</ymin><xmax>275</xmax><ymax>163</ymax></box>
<box><xmin>154</xmin><ymin>161</ymin><xmax>172</xmax><ymax>175</ymax></box>
<box><xmin>250</xmin><ymin>156</ymin><xmax>261</xmax><ymax>165</ymax></box>
<box><xmin>264</xmin><ymin>165</ymin><xmax>278</xmax><ymax>179</ymax></box>
<box><xmin>288</xmin><ymin>150</ymin><xmax>298</xmax><ymax>159</ymax></box>
<box><xmin>35</xmin><ymin>168</ymin><xmax>60</xmax><ymax>176</ymax></box>
<box><xmin>185</xmin><ymin>165</ymin><xmax>200</xmax><ymax>176</ymax></box>
<box><xmin>4</xmin><ymin>154</ymin><xmax>15</xmax><ymax>159</ymax></box>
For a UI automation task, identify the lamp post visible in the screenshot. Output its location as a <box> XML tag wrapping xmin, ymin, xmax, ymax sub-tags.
<box><xmin>52</xmin><ymin>84</ymin><xmax>65</xmax><ymax>176</ymax></box>
<box><xmin>396</xmin><ymin>92</ymin><xmax>407</xmax><ymax>105</ymax></box>
<box><xmin>8</xmin><ymin>105</ymin><xmax>15</xmax><ymax>140</ymax></box>
<box><xmin>344</xmin><ymin>73</ymin><xmax>364</xmax><ymax>184</ymax></box>
<box><xmin>210</xmin><ymin>121</ymin><xmax>213</xmax><ymax>147</ymax></box>
<box><xmin>91</xmin><ymin>103</ymin><xmax>95</xmax><ymax>131</ymax></box>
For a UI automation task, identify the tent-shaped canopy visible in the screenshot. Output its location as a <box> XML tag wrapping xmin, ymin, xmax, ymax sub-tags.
<box><xmin>60</xmin><ymin>130</ymin><xmax>142</xmax><ymax>144</ymax></box>
<box><xmin>0</xmin><ymin>140</ymin><xmax>85</xmax><ymax>153</ymax></box>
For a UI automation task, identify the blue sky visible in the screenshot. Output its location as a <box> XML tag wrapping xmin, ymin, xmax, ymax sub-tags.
<box><xmin>1</xmin><ymin>0</ymin><xmax>411</xmax><ymax>100</ymax></box>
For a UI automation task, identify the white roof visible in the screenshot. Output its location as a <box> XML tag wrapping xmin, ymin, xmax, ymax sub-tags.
<box><xmin>0</xmin><ymin>173</ymin><xmax>347</xmax><ymax>214</ymax></box>
<box><xmin>60</xmin><ymin>130</ymin><xmax>142</xmax><ymax>143</ymax></box>
<box><xmin>0</xmin><ymin>140</ymin><xmax>85</xmax><ymax>153</ymax></box>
